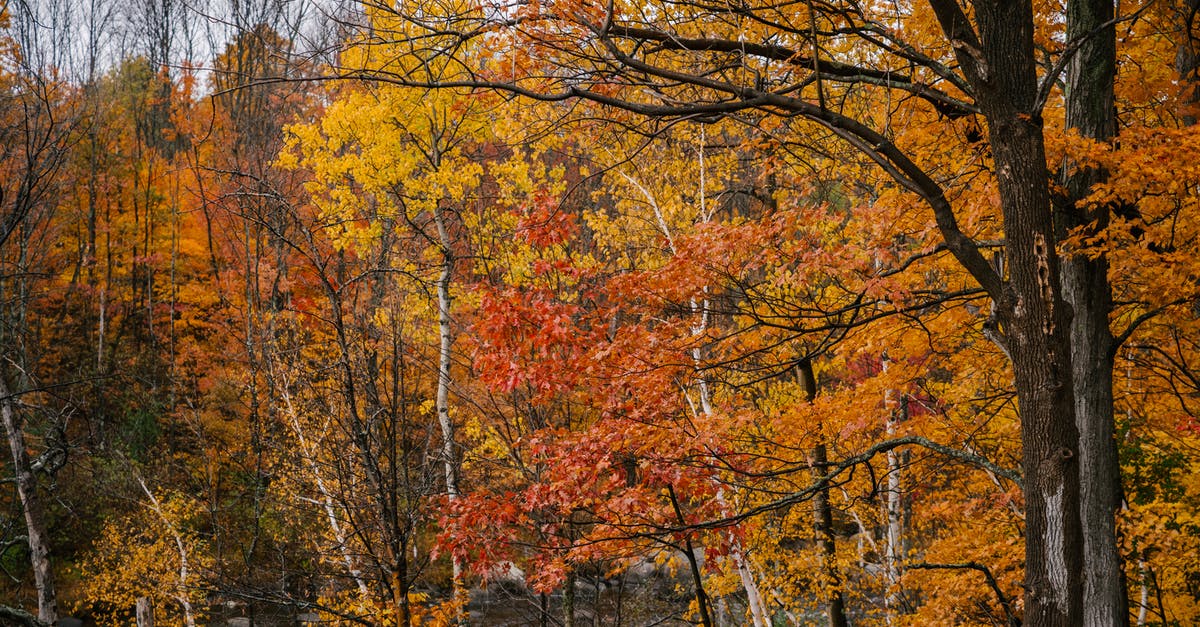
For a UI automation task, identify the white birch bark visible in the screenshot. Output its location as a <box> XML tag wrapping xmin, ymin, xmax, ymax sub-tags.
<box><xmin>277</xmin><ymin>376</ymin><xmax>371</xmax><ymax>598</ymax></box>
<box><xmin>135</xmin><ymin>476</ymin><xmax>196</xmax><ymax>627</ymax></box>
<box><xmin>433</xmin><ymin>204</ymin><xmax>466</xmax><ymax>618</ymax></box>
<box><xmin>620</xmin><ymin>161</ymin><xmax>770</xmax><ymax>627</ymax></box>
<box><xmin>882</xmin><ymin>363</ymin><xmax>906</xmax><ymax>623</ymax></box>
<box><xmin>1136</xmin><ymin>555</ymin><xmax>1149</xmax><ymax>626</ymax></box>
<box><xmin>0</xmin><ymin>377</ymin><xmax>56</xmax><ymax>624</ymax></box>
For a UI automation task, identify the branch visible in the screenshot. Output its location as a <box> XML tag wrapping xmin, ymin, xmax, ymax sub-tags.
<box><xmin>0</xmin><ymin>605</ymin><xmax>48</xmax><ymax>627</ymax></box>
<box><xmin>607</xmin><ymin>26</ymin><xmax>978</xmax><ymax>117</ymax></box>
<box><xmin>1111</xmin><ymin>298</ymin><xmax>1193</xmax><ymax>357</ymax></box>
<box><xmin>927</xmin><ymin>0</ymin><xmax>988</xmax><ymax>86</ymax></box>
<box><xmin>293</xmin><ymin>12</ymin><xmax>1004</xmax><ymax>298</ymax></box>
<box><xmin>909</xmin><ymin>562</ymin><xmax>1020</xmax><ymax>626</ymax></box>
<box><xmin>1034</xmin><ymin>4</ymin><xmax>1152</xmax><ymax>112</ymax></box>
<box><xmin>685</xmin><ymin>435</ymin><xmax>1020</xmax><ymax>532</ymax></box>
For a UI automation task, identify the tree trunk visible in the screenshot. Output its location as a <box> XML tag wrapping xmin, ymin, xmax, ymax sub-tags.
<box><xmin>884</xmin><ymin>395</ymin><xmax>910</xmax><ymax>621</ymax></box>
<box><xmin>1001</xmin><ymin>166</ymin><xmax>1083</xmax><ymax>627</ymax></box>
<box><xmin>563</xmin><ymin>569</ymin><xmax>576</xmax><ymax>627</ymax></box>
<box><xmin>681</xmin><ymin>540</ymin><xmax>714</xmax><ymax>627</ymax></box>
<box><xmin>1061</xmin><ymin>0</ymin><xmax>1128</xmax><ymax>624</ymax></box>
<box><xmin>932</xmin><ymin>2</ymin><xmax>1086</xmax><ymax>623</ymax></box>
<box><xmin>278</xmin><ymin>383</ymin><xmax>371</xmax><ymax>597</ymax></box>
<box><xmin>1136</xmin><ymin>551</ymin><xmax>1150</xmax><ymax>626</ymax></box>
<box><xmin>0</xmin><ymin>378</ymin><xmax>57</xmax><ymax>624</ymax></box>
<box><xmin>1178</xmin><ymin>0</ymin><xmax>1200</xmax><ymax>125</ymax></box>
<box><xmin>136</xmin><ymin>477</ymin><xmax>196</xmax><ymax>627</ymax></box>
<box><xmin>798</xmin><ymin>360</ymin><xmax>848</xmax><ymax>627</ymax></box>
<box><xmin>0</xmin><ymin>604</ymin><xmax>48</xmax><ymax>627</ymax></box>
<box><xmin>393</xmin><ymin>560</ymin><xmax>411</xmax><ymax>627</ymax></box>
<box><xmin>136</xmin><ymin>597</ymin><xmax>154</xmax><ymax>627</ymax></box>
<box><xmin>433</xmin><ymin>205</ymin><xmax>466</xmax><ymax>622</ymax></box>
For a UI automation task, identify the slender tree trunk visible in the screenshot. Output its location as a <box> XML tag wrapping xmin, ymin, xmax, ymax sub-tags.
<box><xmin>1178</xmin><ymin>0</ymin><xmax>1200</xmax><ymax>125</ymax></box>
<box><xmin>732</xmin><ymin>549</ymin><xmax>769</xmax><ymax>627</ymax></box>
<box><xmin>279</xmin><ymin>382</ymin><xmax>371</xmax><ymax>597</ymax></box>
<box><xmin>687</xmin><ymin>290</ymin><xmax>768</xmax><ymax>627</ymax></box>
<box><xmin>1060</xmin><ymin>1</ymin><xmax>1128</xmax><ymax>624</ymax></box>
<box><xmin>0</xmin><ymin>377</ymin><xmax>57</xmax><ymax>624</ymax></box>
<box><xmin>884</xmin><ymin>395</ymin><xmax>909</xmax><ymax>620</ymax></box>
<box><xmin>433</xmin><ymin>206</ymin><xmax>466</xmax><ymax>620</ymax></box>
<box><xmin>1136</xmin><ymin>551</ymin><xmax>1150</xmax><ymax>626</ymax></box>
<box><xmin>679</xmin><ymin>139</ymin><xmax>770</xmax><ymax>626</ymax></box>
<box><xmin>798</xmin><ymin>360</ymin><xmax>849</xmax><ymax>627</ymax></box>
<box><xmin>663</xmin><ymin>481</ymin><xmax>716</xmax><ymax>627</ymax></box>
<box><xmin>682</xmin><ymin>538</ymin><xmax>714</xmax><ymax>627</ymax></box>
<box><xmin>563</xmin><ymin>569</ymin><xmax>576</xmax><ymax>627</ymax></box>
<box><xmin>137</xmin><ymin>477</ymin><xmax>196</xmax><ymax>627</ymax></box>
<box><xmin>393</xmin><ymin>558</ymin><xmax>411</xmax><ymax>627</ymax></box>
<box><xmin>878</xmin><ymin>356</ymin><xmax>909</xmax><ymax>622</ymax></box>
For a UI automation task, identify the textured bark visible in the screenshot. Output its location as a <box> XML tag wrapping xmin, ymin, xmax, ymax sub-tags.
<box><xmin>1060</xmin><ymin>0</ymin><xmax>1128</xmax><ymax>624</ymax></box>
<box><xmin>0</xmin><ymin>378</ymin><xmax>57</xmax><ymax>624</ymax></box>
<box><xmin>930</xmin><ymin>2</ymin><xmax>1085</xmax><ymax>624</ymax></box>
<box><xmin>136</xmin><ymin>597</ymin><xmax>154</xmax><ymax>627</ymax></box>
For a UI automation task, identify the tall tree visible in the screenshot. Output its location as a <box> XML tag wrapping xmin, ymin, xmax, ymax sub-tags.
<box><xmin>0</xmin><ymin>10</ymin><xmax>77</xmax><ymax>622</ymax></box>
<box><xmin>1058</xmin><ymin>0</ymin><xmax>1126</xmax><ymax>624</ymax></box>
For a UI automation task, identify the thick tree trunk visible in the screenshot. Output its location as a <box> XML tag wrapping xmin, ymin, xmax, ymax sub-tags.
<box><xmin>0</xmin><ymin>378</ymin><xmax>57</xmax><ymax>624</ymax></box>
<box><xmin>1001</xmin><ymin>213</ymin><xmax>1082</xmax><ymax>627</ymax></box>
<box><xmin>1061</xmin><ymin>0</ymin><xmax>1128</xmax><ymax>624</ymax></box>
<box><xmin>936</xmin><ymin>2</ymin><xmax>1085</xmax><ymax>624</ymax></box>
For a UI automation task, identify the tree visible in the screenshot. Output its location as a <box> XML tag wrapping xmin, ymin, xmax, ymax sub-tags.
<box><xmin>1057</xmin><ymin>0</ymin><xmax>1126</xmax><ymax>623</ymax></box>
<box><xmin>327</xmin><ymin>1</ymin><xmax>1104</xmax><ymax>623</ymax></box>
<box><xmin>0</xmin><ymin>7</ymin><xmax>79</xmax><ymax>621</ymax></box>
<box><xmin>276</xmin><ymin>40</ymin><xmax>543</xmax><ymax>621</ymax></box>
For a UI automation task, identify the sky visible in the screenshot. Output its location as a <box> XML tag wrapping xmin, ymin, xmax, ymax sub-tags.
<box><xmin>7</xmin><ymin>0</ymin><xmax>354</xmax><ymax>87</ymax></box>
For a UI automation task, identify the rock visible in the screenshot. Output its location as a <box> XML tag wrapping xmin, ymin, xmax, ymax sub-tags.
<box><xmin>484</xmin><ymin>561</ymin><xmax>527</xmax><ymax>588</ymax></box>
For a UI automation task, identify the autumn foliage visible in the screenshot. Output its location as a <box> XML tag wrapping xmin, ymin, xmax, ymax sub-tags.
<box><xmin>1</xmin><ymin>1</ymin><xmax>1200</xmax><ymax>626</ymax></box>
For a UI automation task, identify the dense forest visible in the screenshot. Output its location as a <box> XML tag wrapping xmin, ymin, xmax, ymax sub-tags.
<box><xmin>1</xmin><ymin>0</ymin><xmax>1200</xmax><ymax>625</ymax></box>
